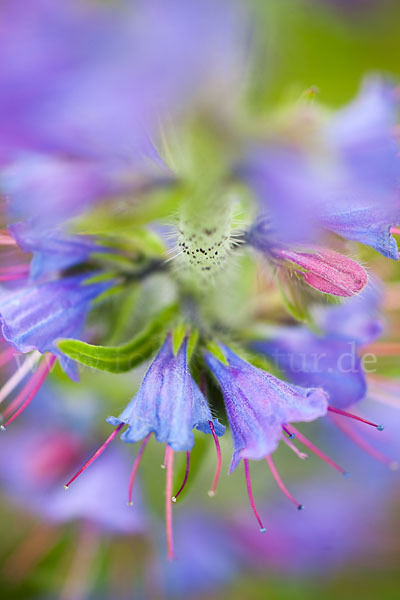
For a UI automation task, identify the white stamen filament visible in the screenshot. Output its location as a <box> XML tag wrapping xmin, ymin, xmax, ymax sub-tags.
<box><xmin>0</xmin><ymin>351</ymin><xmax>41</xmax><ymax>405</ymax></box>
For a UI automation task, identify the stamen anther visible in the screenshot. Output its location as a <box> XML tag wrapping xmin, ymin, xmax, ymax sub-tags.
<box><xmin>282</xmin><ymin>424</ymin><xmax>296</xmax><ymax>439</ymax></box>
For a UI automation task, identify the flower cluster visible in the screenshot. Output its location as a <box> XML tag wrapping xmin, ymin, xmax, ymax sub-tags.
<box><xmin>0</xmin><ymin>0</ymin><xmax>399</xmax><ymax>576</ymax></box>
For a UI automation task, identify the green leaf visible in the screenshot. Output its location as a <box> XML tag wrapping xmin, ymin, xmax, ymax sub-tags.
<box><xmin>58</xmin><ymin>304</ymin><xmax>178</xmax><ymax>373</ymax></box>
<box><xmin>187</xmin><ymin>329</ymin><xmax>199</xmax><ymax>361</ymax></box>
<box><xmin>172</xmin><ymin>322</ymin><xmax>186</xmax><ymax>356</ymax></box>
<box><xmin>205</xmin><ymin>341</ymin><xmax>228</xmax><ymax>365</ymax></box>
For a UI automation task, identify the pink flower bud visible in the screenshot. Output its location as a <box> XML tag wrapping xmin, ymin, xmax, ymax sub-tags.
<box><xmin>277</xmin><ymin>248</ymin><xmax>368</xmax><ymax>297</ymax></box>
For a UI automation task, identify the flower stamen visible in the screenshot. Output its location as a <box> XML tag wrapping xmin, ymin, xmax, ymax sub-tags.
<box><xmin>282</xmin><ymin>436</ymin><xmax>309</xmax><ymax>460</ymax></box>
<box><xmin>0</xmin><ymin>351</ymin><xmax>41</xmax><ymax>406</ymax></box>
<box><xmin>330</xmin><ymin>413</ymin><xmax>398</xmax><ymax>470</ymax></box>
<box><xmin>165</xmin><ymin>446</ymin><xmax>176</xmax><ymax>561</ymax></box>
<box><xmin>287</xmin><ymin>425</ymin><xmax>348</xmax><ymax>476</ymax></box>
<box><xmin>64</xmin><ymin>423</ymin><xmax>124</xmax><ymax>489</ymax></box>
<box><xmin>127</xmin><ymin>433</ymin><xmax>152</xmax><ymax>506</ymax></box>
<box><xmin>328</xmin><ymin>406</ymin><xmax>384</xmax><ymax>430</ymax></box>
<box><xmin>0</xmin><ymin>354</ymin><xmax>56</xmax><ymax>429</ymax></box>
<box><xmin>243</xmin><ymin>458</ymin><xmax>266</xmax><ymax>533</ymax></box>
<box><xmin>265</xmin><ymin>455</ymin><xmax>304</xmax><ymax>510</ymax></box>
<box><xmin>208</xmin><ymin>420</ymin><xmax>222</xmax><ymax>497</ymax></box>
<box><xmin>172</xmin><ymin>451</ymin><xmax>190</xmax><ymax>503</ymax></box>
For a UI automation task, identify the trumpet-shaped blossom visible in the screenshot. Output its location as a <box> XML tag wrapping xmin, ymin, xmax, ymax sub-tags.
<box><xmin>67</xmin><ymin>334</ymin><xmax>224</xmax><ymax>560</ymax></box>
<box><xmin>107</xmin><ymin>334</ymin><xmax>225</xmax><ymax>450</ymax></box>
<box><xmin>0</xmin><ymin>274</ymin><xmax>111</xmax><ymax>379</ymax></box>
<box><xmin>204</xmin><ymin>343</ymin><xmax>328</xmax><ymax>471</ymax></box>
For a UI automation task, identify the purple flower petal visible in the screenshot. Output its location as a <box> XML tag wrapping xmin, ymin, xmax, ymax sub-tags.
<box><xmin>204</xmin><ymin>344</ymin><xmax>328</xmax><ymax>471</ymax></box>
<box><xmin>107</xmin><ymin>335</ymin><xmax>224</xmax><ymax>451</ymax></box>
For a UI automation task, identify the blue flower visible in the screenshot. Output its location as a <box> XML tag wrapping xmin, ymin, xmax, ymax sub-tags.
<box><xmin>319</xmin><ymin>206</ymin><xmax>400</xmax><ymax>260</ymax></box>
<box><xmin>9</xmin><ymin>221</ymin><xmax>112</xmax><ymax>280</ymax></box>
<box><xmin>253</xmin><ymin>329</ymin><xmax>367</xmax><ymax>410</ymax></box>
<box><xmin>0</xmin><ymin>273</ymin><xmax>111</xmax><ymax>380</ymax></box>
<box><xmin>108</xmin><ymin>334</ymin><xmax>225</xmax><ymax>451</ymax></box>
<box><xmin>252</xmin><ymin>280</ymin><xmax>384</xmax><ymax>409</ymax></box>
<box><xmin>204</xmin><ymin>343</ymin><xmax>328</xmax><ymax>472</ymax></box>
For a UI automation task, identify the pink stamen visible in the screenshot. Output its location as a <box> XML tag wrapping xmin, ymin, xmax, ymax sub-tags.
<box><xmin>265</xmin><ymin>455</ymin><xmax>303</xmax><ymax>510</ymax></box>
<box><xmin>328</xmin><ymin>406</ymin><xmax>384</xmax><ymax>430</ymax></box>
<box><xmin>172</xmin><ymin>451</ymin><xmax>190</xmax><ymax>503</ymax></box>
<box><xmin>330</xmin><ymin>414</ymin><xmax>398</xmax><ymax>470</ymax></box>
<box><xmin>0</xmin><ymin>351</ymin><xmax>41</xmax><ymax>405</ymax></box>
<box><xmin>0</xmin><ymin>264</ymin><xmax>29</xmax><ymax>281</ymax></box>
<box><xmin>390</xmin><ymin>227</ymin><xmax>400</xmax><ymax>235</ymax></box>
<box><xmin>127</xmin><ymin>433</ymin><xmax>152</xmax><ymax>506</ymax></box>
<box><xmin>0</xmin><ymin>234</ymin><xmax>17</xmax><ymax>246</ymax></box>
<box><xmin>0</xmin><ymin>347</ymin><xmax>16</xmax><ymax>368</ymax></box>
<box><xmin>64</xmin><ymin>422</ymin><xmax>124</xmax><ymax>489</ymax></box>
<box><xmin>208</xmin><ymin>420</ymin><xmax>222</xmax><ymax>497</ymax></box>
<box><xmin>287</xmin><ymin>425</ymin><xmax>348</xmax><ymax>476</ymax></box>
<box><xmin>165</xmin><ymin>446</ymin><xmax>176</xmax><ymax>561</ymax></box>
<box><xmin>2</xmin><ymin>371</ymin><xmax>41</xmax><ymax>420</ymax></box>
<box><xmin>243</xmin><ymin>459</ymin><xmax>266</xmax><ymax>533</ymax></box>
<box><xmin>0</xmin><ymin>264</ymin><xmax>28</xmax><ymax>273</ymax></box>
<box><xmin>282</xmin><ymin>436</ymin><xmax>309</xmax><ymax>460</ymax></box>
<box><xmin>161</xmin><ymin>445</ymin><xmax>169</xmax><ymax>469</ymax></box>
<box><xmin>0</xmin><ymin>354</ymin><xmax>56</xmax><ymax>430</ymax></box>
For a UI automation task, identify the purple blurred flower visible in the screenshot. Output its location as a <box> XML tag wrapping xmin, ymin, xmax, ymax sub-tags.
<box><xmin>252</xmin><ymin>279</ymin><xmax>384</xmax><ymax>409</ymax></box>
<box><xmin>232</xmin><ymin>475</ymin><xmax>392</xmax><ymax>576</ymax></box>
<box><xmin>241</xmin><ymin>78</ymin><xmax>400</xmax><ymax>256</ymax></box>
<box><xmin>204</xmin><ymin>343</ymin><xmax>328</xmax><ymax>471</ymax></box>
<box><xmin>0</xmin><ymin>0</ymin><xmax>244</xmax><ymax>226</ymax></box>
<box><xmin>157</xmin><ymin>509</ymin><xmax>242</xmax><ymax>598</ymax></box>
<box><xmin>0</xmin><ymin>423</ymin><xmax>146</xmax><ymax>534</ymax></box>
